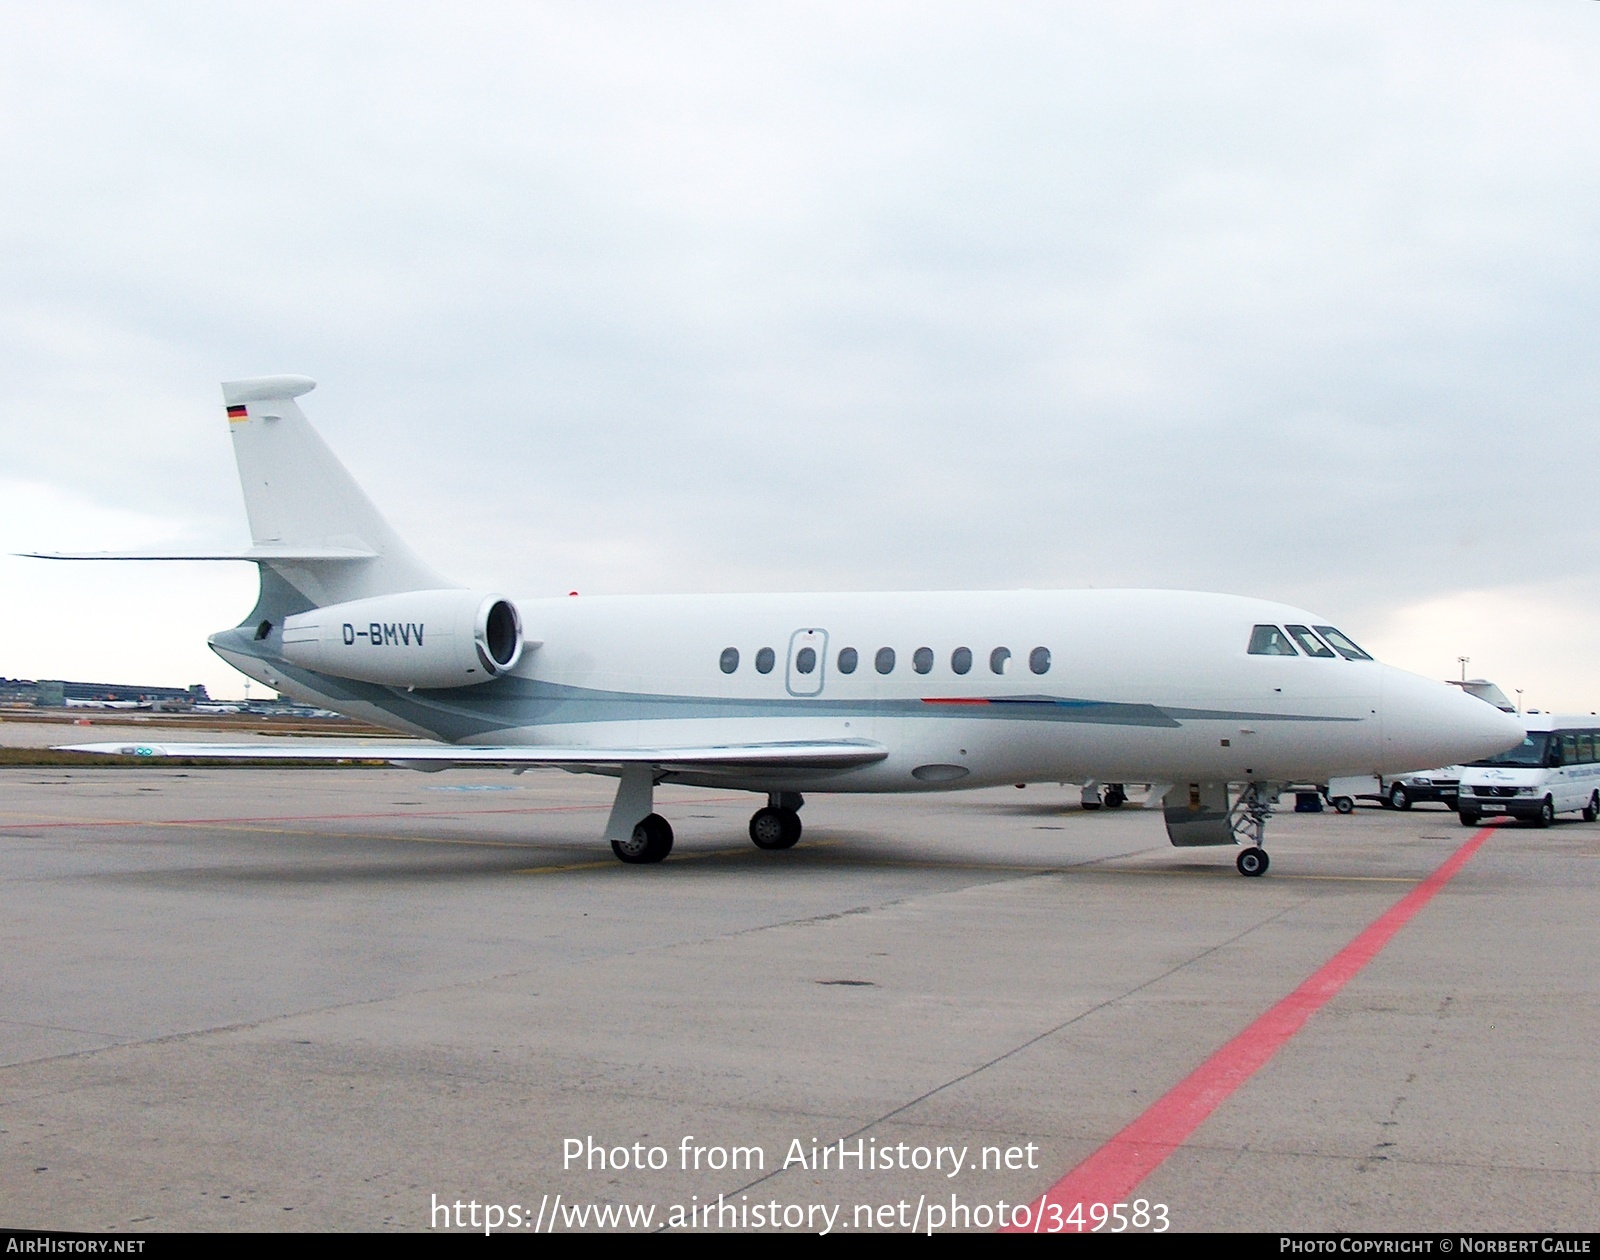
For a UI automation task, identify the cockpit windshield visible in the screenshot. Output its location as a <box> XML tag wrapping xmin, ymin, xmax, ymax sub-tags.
<box><xmin>1468</xmin><ymin>732</ymin><xmax>1548</xmax><ymax>768</ymax></box>
<box><xmin>1249</xmin><ymin>622</ymin><xmax>1372</xmax><ymax>660</ymax></box>
<box><xmin>1312</xmin><ymin>626</ymin><xmax>1372</xmax><ymax>661</ymax></box>
<box><xmin>1247</xmin><ymin>625</ymin><xmax>1298</xmax><ymax>656</ymax></box>
<box><xmin>1285</xmin><ymin>625</ymin><xmax>1336</xmax><ymax>658</ymax></box>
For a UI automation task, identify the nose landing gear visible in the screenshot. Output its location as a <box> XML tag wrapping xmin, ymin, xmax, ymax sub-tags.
<box><xmin>1236</xmin><ymin>845</ymin><xmax>1270</xmax><ymax>877</ymax></box>
<box><xmin>1231</xmin><ymin>782</ymin><xmax>1274</xmax><ymax>878</ymax></box>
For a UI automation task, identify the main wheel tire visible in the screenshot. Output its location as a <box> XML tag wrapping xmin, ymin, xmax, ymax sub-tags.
<box><xmin>1332</xmin><ymin>796</ymin><xmax>1355</xmax><ymax>815</ymax></box>
<box><xmin>611</xmin><ymin>813</ymin><xmax>674</xmax><ymax>863</ymax></box>
<box><xmin>1104</xmin><ymin>785</ymin><xmax>1127</xmax><ymax>809</ymax></box>
<box><xmin>1389</xmin><ymin>783</ymin><xmax>1411</xmax><ymax>811</ymax></box>
<box><xmin>1459</xmin><ymin>809</ymin><xmax>1482</xmax><ymax>827</ymax></box>
<box><xmin>750</xmin><ymin>806</ymin><xmax>801</xmax><ymax>850</ymax></box>
<box><xmin>1583</xmin><ymin>792</ymin><xmax>1599</xmax><ymax>823</ymax></box>
<box><xmin>1530</xmin><ymin>797</ymin><xmax>1555</xmax><ymax>828</ymax></box>
<box><xmin>1236</xmin><ymin>847</ymin><xmax>1269</xmax><ymax>877</ymax></box>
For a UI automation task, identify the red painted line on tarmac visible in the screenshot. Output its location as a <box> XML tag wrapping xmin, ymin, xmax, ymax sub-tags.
<box><xmin>1007</xmin><ymin>824</ymin><xmax>1499</xmax><ymax>1232</ymax></box>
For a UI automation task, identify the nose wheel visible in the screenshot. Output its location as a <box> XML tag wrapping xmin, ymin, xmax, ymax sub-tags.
<box><xmin>1236</xmin><ymin>846</ymin><xmax>1269</xmax><ymax>877</ymax></box>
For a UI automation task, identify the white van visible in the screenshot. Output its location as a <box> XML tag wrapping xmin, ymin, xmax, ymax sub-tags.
<box><xmin>1455</xmin><ymin>714</ymin><xmax>1600</xmax><ymax>827</ymax></box>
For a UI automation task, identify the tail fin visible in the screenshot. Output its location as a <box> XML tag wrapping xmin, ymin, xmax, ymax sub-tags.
<box><xmin>222</xmin><ymin>376</ymin><xmax>451</xmax><ymax>611</ymax></box>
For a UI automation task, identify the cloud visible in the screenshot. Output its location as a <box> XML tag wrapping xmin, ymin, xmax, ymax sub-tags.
<box><xmin>1366</xmin><ymin>581</ymin><xmax>1600</xmax><ymax>715</ymax></box>
<box><xmin>0</xmin><ymin>480</ymin><xmax>255</xmax><ymax>693</ymax></box>
<box><xmin>2</xmin><ymin>1</ymin><xmax>1598</xmax><ymax>697</ymax></box>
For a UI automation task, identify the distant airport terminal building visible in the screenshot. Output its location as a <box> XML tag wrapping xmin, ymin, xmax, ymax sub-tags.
<box><xmin>0</xmin><ymin>677</ymin><xmax>340</xmax><ymax>719</ymax></box>
<box><xmin>1</xmin><ymin>678</ymin><xmax>210</xmax><ymax>708</ymax></box>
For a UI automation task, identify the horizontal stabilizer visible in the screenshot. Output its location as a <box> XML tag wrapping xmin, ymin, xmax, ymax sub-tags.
<box><xmin>58</xmin><ymin>739</ymin><xmax>889</xmax><ymax>772</ymax></box>
<box><xmin>222</xmin><ymin>375</ymin><xmax>316</xmax><ymax>405</ymax></box>
<box><xmin>21</xmin><ymin>546</ymin><xmax>379</xmax><ymax>562</ymax></box>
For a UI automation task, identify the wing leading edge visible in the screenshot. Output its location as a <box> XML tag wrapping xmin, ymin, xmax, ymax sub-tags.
<box><xmin>20</xmin><ymin>546</ymin><xmax>378</xmax><ymax>561</ymax></box>
<box><xmin>57</xmin><ymin>739</ymin><xmax>888</xmax><ymax>772</ymax></box>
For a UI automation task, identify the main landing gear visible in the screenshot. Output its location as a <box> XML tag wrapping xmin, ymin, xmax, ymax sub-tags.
<box><xmin>1080</xmin><ymin>781</ymin><xmax>1127</xmax><ymax>810</ymax></box>
<box><xmin>749</xmin><ymin>792</ymin><xmax>804</xmax><ymax>850</ymax></box>
<box><xmin>611</xmin><ymin>813</ymin><xmax>674</xmax><ymax>864</ymax></box>
<box><xmin>604</xmin><ymin>765</ymin><xmax>673</xmax><ymax>864</ymax></box>
<box><xmin>602</xmin><ymin>770</ymin><xmax>808</xmax><ymax>864</ymax></box>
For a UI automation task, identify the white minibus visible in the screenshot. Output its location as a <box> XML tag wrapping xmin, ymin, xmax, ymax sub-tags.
<box><xmin>1456</xmin><ymin>714</ymin><xmax>1600</xmax><ymax>827</ymax></box>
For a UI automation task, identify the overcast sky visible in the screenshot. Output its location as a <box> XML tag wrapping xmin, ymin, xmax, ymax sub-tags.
<box><xmin>2</xmin><ymin>1</ymin><xmax>1597</xmax><ymax>709</ymax></box>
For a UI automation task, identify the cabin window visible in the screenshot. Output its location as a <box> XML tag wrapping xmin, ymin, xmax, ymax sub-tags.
<box><xmin>1313</xmin><ymin>625</ymin><xmax>1373</xmax><ymax>661</ymax></box>
<box><xmin>990</xmin><ymin>647</ymin><xmax>1011</xmax><ymax>675</ymax></box>
<box><xmin>719</xmin><ymin>647</ymin><xmax>740</xmax><ymax>674</ymax></box>
<box><xmin>838</xmin><ymin>647</ymin><xmax>858</xmax><ymax>674</ymax></box>
<box><xmin>1247</xmin><ymin>625</ymin><xmax>1298</xmax><ymax>656</ymax></box>
<box><xmin>1285</xmin><ymin>625</ymin><xmax>1336</xmax><ymax>658</ymax></box>
<box><xmin>795</xmin><ymin>646</ymin><xmax>817</xmax><ymax>675</ymax></box>
<box><xmin>1029</xmin><ymin>646</ymin><xmax>1051</xmax><ymax>675</ymax></box>
<box><xmin>875</xmin><ymin>647</ymin><xmax>896</xmax><ymax>675</ymax></box>
<box><xmin>913</xmin><ymin>647</ymin><xmax>934</xmax><ymax>674</ymax></box>
<box><xmin>755</xmin><ymin>647</ymin><xmax>776</xmax><ymax>674</ymax></box>
<box><xmin>951</xmin><ymin>646</ymin><xmax>972</xmax><ymax>675</ymax></box>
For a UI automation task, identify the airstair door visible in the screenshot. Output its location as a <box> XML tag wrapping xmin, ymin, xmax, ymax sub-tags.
<box><xmin>786</xmin><ymin>629</ymin><xmax>828</xmax><ymax>697</ymax></box>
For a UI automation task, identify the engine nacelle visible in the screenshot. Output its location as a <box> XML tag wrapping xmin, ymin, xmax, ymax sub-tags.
<box><xmin>281</xmin><ymin>590</ymin><xmax>524</xmax><ymax>688</ymax></box>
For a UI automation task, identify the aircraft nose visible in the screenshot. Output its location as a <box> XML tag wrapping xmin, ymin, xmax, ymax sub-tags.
<box><xmin>1379</xmin><ymin>666</ymin><xmax>1525</xmax><ymax>771</ymax></box>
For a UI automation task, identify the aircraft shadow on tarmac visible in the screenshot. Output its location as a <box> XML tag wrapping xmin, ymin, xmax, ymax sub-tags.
<box><xmin>82</xmin><ymin>827</ymin><xmax>1254</xmax><ymax>887</ymax></box>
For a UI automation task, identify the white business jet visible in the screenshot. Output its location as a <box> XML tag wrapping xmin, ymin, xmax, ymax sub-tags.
<box><xmin>32</xmin><ymin>377</ymin><xmax>1522</xmax><ymax>875</ymax></box>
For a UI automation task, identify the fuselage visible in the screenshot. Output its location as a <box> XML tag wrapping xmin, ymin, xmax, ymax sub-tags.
<box><xmin>212</xmin><ymin>587</ymin><xmax>1523</xmax><ymax>794</ymax></box>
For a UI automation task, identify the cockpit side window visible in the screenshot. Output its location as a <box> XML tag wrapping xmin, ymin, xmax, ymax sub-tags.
<box><xmin>1248</xmin><ymin>625</ymin><xmax>1299</xmax><ymax>656</ymax></box>
<box><xmin>1285</xmin><ymin>625</ymin><xmax>1336</xmax><ymax>658</ymax></box>
<box><xmin>1313</xmin><ymin>625</ymin><xmax>1373</xmax><ymax>661</ymax></box>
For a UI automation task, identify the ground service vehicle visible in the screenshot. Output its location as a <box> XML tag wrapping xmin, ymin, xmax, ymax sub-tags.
<box><xmin>1325</xmin><ymin>767</ymin><xmax>1461</xmax><ymax>813</ymax></box>
<box><xmin>1456</xmin><ymin>714</ymin><xmax>1600</xmax><ymax>827</ymax></box>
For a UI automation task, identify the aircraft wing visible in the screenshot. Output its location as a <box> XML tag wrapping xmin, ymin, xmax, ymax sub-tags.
<box><xmin>57</xmin><ymin>739</ymin><xmax>889</xmax><ymax>772</ymax></box>
<box><xmin>21</xmin><ymin>546</ymin><xmax>378</xmax><ymax>561</ymax></box>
